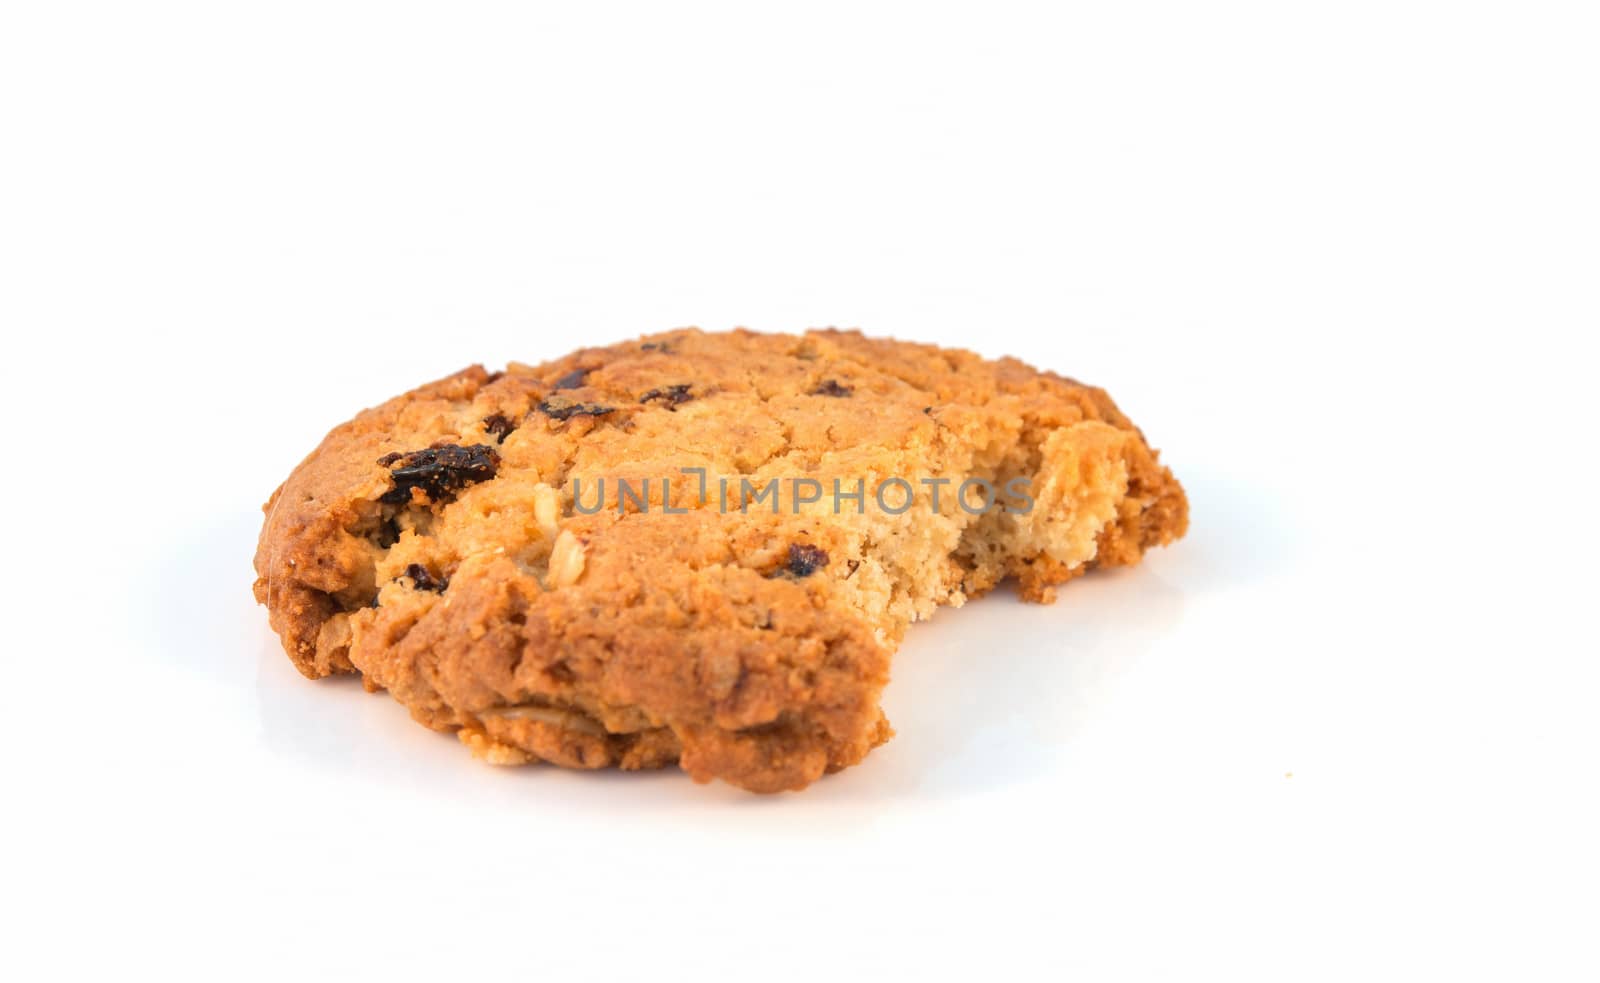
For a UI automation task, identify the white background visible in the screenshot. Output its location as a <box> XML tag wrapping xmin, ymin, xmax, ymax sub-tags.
<box><xmin>3</xmin><ymin>3</ymin><xmax>1596</xmax><ymax>979</ymax></box>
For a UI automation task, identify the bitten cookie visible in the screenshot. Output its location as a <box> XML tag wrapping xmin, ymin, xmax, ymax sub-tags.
<box><xmin>253</xmin><ymin>329</ymin><xmax>1188</xmax><ymax>792</ymax></box>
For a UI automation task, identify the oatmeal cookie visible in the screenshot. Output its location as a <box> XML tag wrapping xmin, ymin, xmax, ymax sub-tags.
<box><xmin>253</xmin><ymin>329</ymin><xmax>1187</xmax><ymax>792</ymax></box>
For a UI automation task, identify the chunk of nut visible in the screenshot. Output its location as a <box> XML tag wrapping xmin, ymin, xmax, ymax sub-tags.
<box><xmin>546</xmin><ymin>529</ymin><xmax>586</xmax><ymax>588</ymax></box>
<box><xmin>484</xmin><ymin>704</ymin><xmax>605</xmax><ymax>735</ymax></box>
<box><xmin>532</xmin><ymin>483</ymin><xmax>561</xmax><ymax>535</ymax></box>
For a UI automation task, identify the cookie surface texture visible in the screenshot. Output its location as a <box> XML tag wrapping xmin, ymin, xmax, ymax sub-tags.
<box><xmin>253</xmin><ymin>329</ymin><xmax>1188</xmax><ymax>792</ymax></box>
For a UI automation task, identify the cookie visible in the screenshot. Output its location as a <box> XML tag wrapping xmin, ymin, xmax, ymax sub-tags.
<box><xmin>252</xmin><ymin>329</ymin><xmax>1188</xmax><ymax>792</ymax></box>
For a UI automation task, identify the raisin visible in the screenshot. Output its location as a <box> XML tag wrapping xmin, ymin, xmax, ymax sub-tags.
<box><xmin>640</xmin><ymin>342</ymin><xmax>672</xmax><ymax>353</ymax></box>
<box><xmin>811</xmin><ymin>379</ymin><xmax>853</xmax><ymax>397</ymax></box>
<box><xmin>785</xmin><ymin>543</ymin><xmax>830</xmax><ymax>577</ymax></box>
<box><xmin>639</xmin><ymin>383</ymin><xmax>693</xmax><ymax>410</ymax></box>
<box><xmin>552</xmin><ymin>368</ymin><xmax>589</xmax><ymax>390</ymax></box>
<box><xmin>483</xmin><ymin>413</ymin><xmax>518</xmax><ymax>442</ymax></box>
<box><xmin>538</xmin><ymin>396</ymin><xmax>615</xmax><ymax>421</ymax></box>
<box><xmin>402</xmin><ymin>563</ymin><xmax>448</xmax><ymax>592</ymax></box>
<box><xmin>378</xmin><ymin>444</ymin><xmax>500</xmax><ymax>505</ymax></box>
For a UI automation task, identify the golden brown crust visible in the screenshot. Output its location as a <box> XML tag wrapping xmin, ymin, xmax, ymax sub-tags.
<box><xmin>253</xmin><ymin>328</ymin><xmax>1186</xmax><ymax>792</ymax></box>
